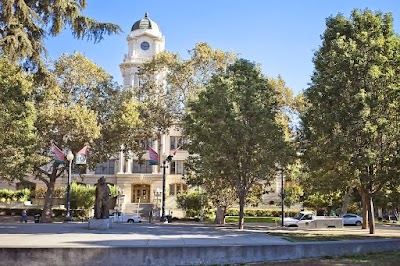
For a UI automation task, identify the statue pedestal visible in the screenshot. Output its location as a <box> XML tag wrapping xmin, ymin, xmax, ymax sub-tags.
<box><xmin>88</xmin><ymin>218</ymin><xmax>114</xmax><ymax>230</ymax></box>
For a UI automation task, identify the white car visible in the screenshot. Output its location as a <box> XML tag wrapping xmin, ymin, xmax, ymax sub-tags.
<box><xmin>341</xmin><ymin>213</ymin><xmax>362</xmax><ymax>226</ymax></box>
<box><xmin>112</xmin><ymin>212</ymin><xmax>142</xmax><ymax>223</ymax></box>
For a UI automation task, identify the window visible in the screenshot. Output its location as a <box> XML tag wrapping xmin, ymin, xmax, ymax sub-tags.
<box><xmin>169</xmin><ymin>184</ymin><xmax>176</xmax><ymax>196</ymax></box>
<box><xmin>170</xmin><ymin>161</ymin><xmax>184</xmax><ymax>174</ymax></box>
<box><xmin>132</xmin><ymin>160</ymin><xmax>152</xmax><ymax>173</ymax></box>
<box><xmin>95</xmin><ymin>159</ymin><xmax>115</xmax><ymax>174</ymax></box>
<box><xmin>169</xmin><ymin>183</ymin><xmax>188</xmax><ymax>196</ymax></box>
<box><xmin>170</xmin><ymin>136</ymin><xmax>185</xmax><ymax>150</ymax></box>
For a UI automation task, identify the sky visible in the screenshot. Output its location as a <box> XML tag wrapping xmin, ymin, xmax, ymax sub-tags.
<box><xmin>45</xmin><ymin>1</ymin><xmax>400</xmax><ymax>95</ymax></box>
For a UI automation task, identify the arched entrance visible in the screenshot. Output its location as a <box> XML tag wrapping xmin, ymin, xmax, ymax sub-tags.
<box><xmin>132</xmin><ymin>184</ymin><xmax>150</xmax><ymax>203</ymax></box>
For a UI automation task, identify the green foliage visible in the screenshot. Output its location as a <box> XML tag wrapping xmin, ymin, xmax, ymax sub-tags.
<box><xmin>0</xmin><ymin>0</ymin><xmax>121</xmax><ymax>71</ymax></box>
<box><xmin>70</xmin><ymin>183</ymin><xmax>95</xmax><ymax>210</ymax></box>
<box><xmin>108</xmin><ymin>184</ymin><xmax>119</xmax><ymax>198</ymax></box>
<box><xmin>33</xmin><ymin>187</ymin><xmax>65</xmax><ymax>199</ymax></box>
<box><xmin>0</xmin><ymin>189</ymin><xmax>14</xmax><ymax>200</ymax></box>
<box><xmin>32</xmin><ymin>52</ymin><xmax>130</xmax><ymax>222</ymax></box>
<box><xmin>284</xmin><ymin>183</ymin><xmax>303</xmax><ymax>208</ymax></box>
<box><xmin>184</xmin><ymin>58</ymin><xmax>292</xmax><ymax>228</ymax></box>
<box><xmin>225</xmin><ymin>208</ymin><xmax>298</xmax><ymax>218</ymax></box>
<box><xmin>0</xmin><ymin>58</ymin><xmax>37</xmax><ymax>181</ymax></box>
<box><xmin>301</xmin><ymin>9</ymin><xmax>400</xmax><ymax>230</ymax></box>
<box><xmin>176</xmin><ymin>191</ymin><xmax>208</xmax><ymax>218</ymax></box>
<box><xmin>0</xmin><ymin>188</ymin><xmax>31</xmax><ymax>201</ymax></box>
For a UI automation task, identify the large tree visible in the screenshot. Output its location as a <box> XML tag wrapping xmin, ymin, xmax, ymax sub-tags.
<box><xmin>0</xmin><ymin>0</ymin><xmax>121</xmax><ymax>72</ymax></box>
<box><xmin>33</xmin><ymin>52</ymin><xmax>144</xmax><ymax>222</ymax></box>
<box><xmin>184</xmin><ymin>59</ymin><xmax>290</xmax><ymax>229</ymax></box>
<box><xmin>0</xmin><ymin>57</ymin><xmax>37</xmax><ymax>181</ymax></box>
<box><xmin>137</xmin><ymin>42</ymin><xmax>236</xmax><ymax>171</ymax></box>
<box><xmin>301</xmin><ymin>10</ymin><xmax>400</xmax><ymax>234</ymax></box>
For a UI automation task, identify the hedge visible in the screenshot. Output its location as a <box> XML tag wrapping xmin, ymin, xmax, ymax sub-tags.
<box><xmin>225</xmin><ymin>208</ymin><xmax>299</xmax><ymax>217</ymax></box>
<box><xmin>0</xmin><ymin>208</ymin><xmax>89</xmax><ymax>219</ymax></box>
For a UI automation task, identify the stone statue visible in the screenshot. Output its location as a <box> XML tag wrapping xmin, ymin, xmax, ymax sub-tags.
<box><xmin>94</xmin><ymin>176</ymin><xmax>110</xmax><ymax>219</ymax></box>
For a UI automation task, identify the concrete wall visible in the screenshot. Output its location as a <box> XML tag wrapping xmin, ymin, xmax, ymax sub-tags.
<box><xmin>1</xmin><ymin>239</ymin><xmax>400</xmax><ymax>266</ymax></box>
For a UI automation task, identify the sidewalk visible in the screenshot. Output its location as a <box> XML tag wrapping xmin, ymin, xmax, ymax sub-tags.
<box><xmin>0</xmin><ymin>221</ymin><xmax>288</xmax><ymax>248</ymax></box>
<box><xmin>1</xmin><ymin>220</ymin><xmax>400</xmax><ymax>265</ymax></box>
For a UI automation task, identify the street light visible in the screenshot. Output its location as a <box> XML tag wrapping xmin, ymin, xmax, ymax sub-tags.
<box><xmin>137</xmin><ymin>174</ymin><xmax>144</xmax><ymax>216</ymax></box>
<box><xmin>65</xmin><ymin>150</ymin><xmax>74</xmax><ymax>221</ymax></box>
<box><xmin>160</xmin><ymin>157</ymin><xmax>167</xmax><ymax>222</ymax></box>
<box><xmin>280</xmin><ymin>166</ymin><xmax>285</xmax><ymax>227</ymax></box>
<box><xmin>154</xmin><ymin>188</ymin><xmax>161</xmax><ymax>208</ymax></box>
<box><xmin>160</xmin><ymin>154</ymin><xmax>173</xmax><ymax>222</ymax></box>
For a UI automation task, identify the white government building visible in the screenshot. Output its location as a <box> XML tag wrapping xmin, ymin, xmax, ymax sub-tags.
<box><xmin>82</xmin><ymin>13</ymin><xmax>190</xmax><ymax>217</ymax></box>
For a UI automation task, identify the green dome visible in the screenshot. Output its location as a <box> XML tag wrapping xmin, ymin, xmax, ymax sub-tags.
<box><xmin>131</xmin><ymin>13</ymin><xmax>157</xmax><ymax>31</ymax></box>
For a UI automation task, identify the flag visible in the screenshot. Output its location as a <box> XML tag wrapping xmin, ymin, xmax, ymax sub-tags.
<box><xmin>148</xmin><ymin>146</ymin><xmax>158</xmax><ymax>165</ymax></box>
<box><xmin>172</xmin><ymin>146</ymin><xmax>181</xmax><ymax>155</ymax></box>
<box><xmin>53</xmin><ymin>144</ymin><xmax>65</xmax><ymax>164</ymax></box>
<box><xmin>76</xmin><ymin>146</ymin><xmax>88</xmax><ymax>165</ymax></box>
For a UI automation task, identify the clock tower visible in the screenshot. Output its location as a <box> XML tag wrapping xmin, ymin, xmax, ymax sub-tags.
<box><xmin>120</xmin><ymin>13</ymin><xmax>165</xmax><ymax>89</ymax></box>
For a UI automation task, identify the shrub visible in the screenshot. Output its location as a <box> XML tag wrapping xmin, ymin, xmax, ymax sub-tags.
<box><xmin>0</xmin><ymin>188</ymin><xmax>32</xmax><ymax>202</ymax></box>
<box><xmin>70</xmin><ymin>183</ymin><xmax>95</xmax><ymax>210</ymax></box>
<box><xmin>108</xmin><ymin>184</ymin><xmax>119</xmax><ymax>198</ymax></box>
<box><xmin>0</xmin><ymin>189</ymin><xmax>14</xmax><ymax>200</ymax></box>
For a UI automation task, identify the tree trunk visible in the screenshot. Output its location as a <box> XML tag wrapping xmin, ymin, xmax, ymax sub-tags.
<box><xmin>214</xmin><ymin>206</ymin><xmax>226</xmax><ymax>224</ymax></box>
<box><xmin>340</xmin><ymin>188</ymin><xmax>352</xmax><ymax>215</ymax></box>
<box><xmin>361</xmin><ymin>189</ymin><xmax>368</xmax><ymax>229</ymax></box>
<box><xmin>238</xmin><ymin>190</ymin><xmax>245</xmax><ymax>230</ymax></box>
<box><xmin>367</xmin><ymin>186</ymin><xmax>375</xmax><ymax>234</ymax></box>
<box><xmin>41</xmin><ymin>175</ymin><xmax>56</xmax><ymax>223</ymax></box>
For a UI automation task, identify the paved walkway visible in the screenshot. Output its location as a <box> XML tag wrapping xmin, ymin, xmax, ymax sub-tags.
<box><xmin>1</xmin><ymin>220</ymin><xmax>400</xmax><ymax>248</ymax></box>
<box><xmin>1</xmin><ymin>221</ymin><xmax>400</xmax><ymax>265</ymax></box>
<box><xmin>0</xmin><ymin>221</ymin><xmax>289</xmax><ymax>248</ymax></box>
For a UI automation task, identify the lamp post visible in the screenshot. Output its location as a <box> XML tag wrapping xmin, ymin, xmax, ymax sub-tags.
<box><xmin>160</xmin><ymin>158</ymin><xmax>167</xmax><ymax>222</ymax></box>
<box><xmin>137</xmin><ymin>174</ymin><xmax>144</xmax><ymax>216</ymax></box>
<box><xmin>200</xmin><ymin>186</ymin><xmax>204</xmax><ymax>222</ymax></box>
<box><xmin>280</xmin><ymin>166</ymin><xmax>285</xmax><ymax>227</ymax></box>
<box><xmin>154</xmin><ymin>188</ymin><xmax>161</xmax><ymax>208</ymax></box>
<box><xmin>65</xmin><ymin>150</ymin><xmax>74</xmax><ymax>221</ymax></box>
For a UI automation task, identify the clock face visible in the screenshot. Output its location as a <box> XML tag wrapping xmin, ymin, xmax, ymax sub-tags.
<box><xmin>140</xmin><ymin>41</ymin><xmax>150</xmax><ymax>50</ymax></box>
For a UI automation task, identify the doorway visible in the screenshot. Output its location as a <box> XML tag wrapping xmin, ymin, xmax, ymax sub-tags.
<box><xmin>132</xmin><ymin>184</ymin><xmax>150</xmax><ymax>203</ymax></box>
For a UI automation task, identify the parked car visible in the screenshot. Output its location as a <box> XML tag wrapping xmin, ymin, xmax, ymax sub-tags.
<box><xmin>340</xmin><ymin>213</ymin><xmax>362</xmax><ymax>226</ymax></box>
<box><xmin>283</xmin><ymin>211</ymin><xmax>343</xmax><ymax>228</ymax></box>
<box><xmin>111</xmin><ymin>212</ymin><xmax>142</xmax><ymax>223</ymax></box>
<box><xmin>383</xmin><ymin>213</ymin><xmax>398</xmax><ymax>222</ymax></box>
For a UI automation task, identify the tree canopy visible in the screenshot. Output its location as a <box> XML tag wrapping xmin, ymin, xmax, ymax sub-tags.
<box><xmin>300</xmin><ymin>9</ymin><xmax>400</xmax><ymax>234</ymax></box>
<box><xmin>0</xmin><ymin>57</ymin><xmax>37</xmax><ymax>181</ymax></box>
<box><xmin>0</xmin><ymin>0</ymin><xmax>121</xmax><ymax>71</ymax></box>
<box><xmin>184</xmin><ymin>59</ymin><xmax>291</xmax><ymax>229</ymax></box>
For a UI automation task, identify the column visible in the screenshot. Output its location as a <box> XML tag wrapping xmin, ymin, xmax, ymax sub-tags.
<box><xmin>152</xmin><ymin>139</ymin><xmax>158</xmax><ymax>174</ymax></box>
<box><xmin>126</xmin><ymin>150</ymin><xmax>133</xmax><ymax>174</ymax></box>
<box><xmin>117</xmin><ymin>144</ymin><xmax>125</xmax><ymax>174</ymax></box>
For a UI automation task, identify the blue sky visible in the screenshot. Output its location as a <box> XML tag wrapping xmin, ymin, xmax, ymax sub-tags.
<box><xmin>45</xmin><ymin>1</ymin><xmax>400</xmax><ymax>95</ymax></box>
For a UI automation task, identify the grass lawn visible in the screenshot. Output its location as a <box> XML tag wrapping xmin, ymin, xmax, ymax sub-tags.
<box><xmin>225</xmin><ymin>216</ymin><xmax>278</xmax><ymax>223</ymax></box>
<box><xmin>266</xmin><ymin>232</ymin><xmax>389</xmax><ymax>242</ymax></box>
<box><xmin>255</xmin><ymin>251</ymin><xmax>400</xmax><ymax>265</ymax></box>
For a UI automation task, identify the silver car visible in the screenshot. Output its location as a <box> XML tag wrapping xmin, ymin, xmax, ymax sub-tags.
<box><xmin>341</xmin><ymin>213</ymin><xmax>362</xmax><ymax>226</ymax></box>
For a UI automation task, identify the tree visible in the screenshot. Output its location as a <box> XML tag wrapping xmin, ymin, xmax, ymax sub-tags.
<box><xmin>0</xmin><ymin>57</ymin><xmax>37</xmax><ymax>181</ymax></box>
<box><xmin>33</xmin><ymin>52</ymin><xmax>143</xmax><ymax>222</ymax></box>
<box><xmin>137</xmin><ymin>43</ymin><xmax>236</xmax><ymax>168</ymax></box>
<box><xmin>300</xmin><ymin>9</ymin><xmax>400</xmax><ymax>234</ymax></box>
<box><xmin>184</xmin><ymin>59</ymin><xmax>291</xmax><ymax>229</ymax></box>
<box><xmin>0</xmin><ymin>0</ymin><xmax>121</xmax><ymax>72</ymax></box>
